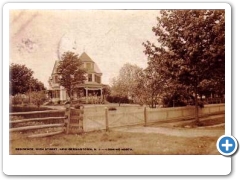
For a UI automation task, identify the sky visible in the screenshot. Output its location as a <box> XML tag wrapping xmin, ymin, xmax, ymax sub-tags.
<box><xmin>10</xmin><ymin>10</ymin><xmax>159</xmax><ymax>88</ymax></box>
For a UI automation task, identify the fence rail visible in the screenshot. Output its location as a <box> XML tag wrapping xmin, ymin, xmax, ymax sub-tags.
<box><xmin>10</xmin><ymin>123</ymin><xmax>65</xmax><ymax>132</ymax></box>
<box><xmin>83</xmin><ymin>104</ymin><xmax>225</xmax><ymax>132</ymax></box>
<box><xmin>10</xmin><ymin>117</ymin><xmax>65</xmax><ymax>124</ymax></box>
<box><xmin>10</xmin><ymin>110</ymin><xmax>65</xmax><ymax>116</ymax></box>
<box><xmin>10</xmin><ymin>109</ymin><xmax>74</xmax><ymax>137</ymax></box>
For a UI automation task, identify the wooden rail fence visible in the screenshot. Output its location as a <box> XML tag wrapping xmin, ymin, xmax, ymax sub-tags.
<box><xmin>10</xmin><ymin>108</ymin><xmax>84</xmax><ymax>137</ymax></box>
<box><xmin>9</xmin><ymin>104</ymin><xmax>225</xmax><ymax>137</ymax></box>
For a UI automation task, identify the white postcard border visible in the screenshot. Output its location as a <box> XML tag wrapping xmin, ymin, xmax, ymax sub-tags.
<box><xmin>3</xmin><ymin>2</ymin><xmax>231</xmax><ymax>175</ymax></box>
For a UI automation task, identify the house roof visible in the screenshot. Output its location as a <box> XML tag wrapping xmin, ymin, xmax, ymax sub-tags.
<box><xmin>51</xmin><ymin>52</ymin><xmax>102</xmax><ymax>75</ymax></box>
<box><xmin>80</xmin><ymin>52</ymin><xmax>102</xmax><ymax>74</ymax></box>
<box><xmin>93</xmin><ymin>63</ymin><xmax>102</xmax><ymax>74</ymax></box>
<box><xmin>51</xmin><ymin>60</ymin><xmax>59</xmax><ymax>75</ymax></box>
<box><xmin>79</xmin><ymin>52</ymin><xmax>93</xmax><ymax>62</ymax></box>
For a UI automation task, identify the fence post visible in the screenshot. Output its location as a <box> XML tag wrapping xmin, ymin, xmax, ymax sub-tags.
<box><xmin>64</xmin><ymin>104</ymin><xmax>70</xmax><ymax>134</ymax></box>
<box><xmin>79</xmin><ymin>105</ymin><xmax>84</xmax><ymax>133</ymax></box>
<box><xmin>166</xmin><ymin>110</ymin><xmax>169</xmax><ymax>120</ymax></box>
<box><xmin>144</xmin><ymin>107</ymin><xmax>147</xmax><ymax>126</ymax></box>
<box><xmin>105</xmin><ymin>107</ymin><xmax>109</xmax><ymax>132</ymax></box>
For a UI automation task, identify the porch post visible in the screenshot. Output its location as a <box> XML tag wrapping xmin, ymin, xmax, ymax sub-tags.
<box><xmin>86</xmin><ymin>88</ymin><xmax>88</xmax><ymax>103</ymax></box>
<box><xmin>100</xmin><ymin>88</ymin><xmax>103</xmax><ymax>103</ymax></box>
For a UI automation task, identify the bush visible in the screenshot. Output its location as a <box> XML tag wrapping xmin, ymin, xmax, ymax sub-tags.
<box><xmin>74</xmin><ymin>104</ymin><xmax>84</xmax><ymax>109</ymax></box>
<box><xmin>198</xmin><ymin>101</ymin><xmax>204</xmax><ymax>108</ymax></box>
<box><xmin>57</xmin><ymin>100</ymin><xmax>61</xmax><ymax>105</ymax></box>
<box><xmin>162</xmin><ymin>93</ymin><xmax>188</xmax><ymax>107</ymax></box>
<box><xmin>106</xmin><ymin>96</ymin><xmax>130</xmax><ymax>104</ymax></box>
<box><xmin>31</xmin><ymin>91</ymin><xmax>47</xmax><ymax>107</ymax></box>
<box><xmin>12</xmin><ymin>94</ymin><xmax>25</xmax><ymax>105</ymax></box>
<box><xmin>108</xmin><ymin>107</ymin><xmax>117</xmax><ymax>111</ymax></box>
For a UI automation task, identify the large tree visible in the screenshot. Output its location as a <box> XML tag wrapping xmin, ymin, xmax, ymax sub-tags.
<box><xmin>10</xmin><ymin>63</ymin><xmax>33</xmax><ymax>95</ymax></box>
<box><xmin>57</xmin><ymin>51</ymin><xmax>86</xmax><ymax>104</ymax></box>
<box><xmin>10</xmin><ymin>63</ymin><xmax>46</xmax><ymax>96</ymax></box>
<box><xmin>143</xmin><ymin>10</ymin><xmax>225</xmax><ymax>121</ymax></box>
<box><xmin>31</xmin><ymin>78</ymin><xmax>46</xmax><ymax>91</ymax></box>
<box><xmin>110</xmin><ymin>63</ymin><xmax>143</xmax><ymax>103</ymax></box>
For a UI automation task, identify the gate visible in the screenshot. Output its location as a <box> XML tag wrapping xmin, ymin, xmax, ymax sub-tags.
<box><xmin>65</xmin><ymin>105</ymin><xmax>84</xmax><ymax>134</ymax></box>
<box><xmin>108</xmin><ymin>107</ymin><xmax>145</xmax><ymax>128</ymax></box>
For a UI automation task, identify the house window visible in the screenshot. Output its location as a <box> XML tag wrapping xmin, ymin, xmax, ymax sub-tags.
<box><xmin>53</xmin><ymin>90</ymin><xmax>60</xmax><ymax>98</ymax></box>
<box><xmin>86</xmin><ymin>63</ymin><xmax>92</xmax><ymax>70</ymax></box>
<box><xmin>88</xmin><ymin>74</ymin><xmax>92</xmax><ymax>82</ymax></box>
<box><xmin>95</xmin><ymin>75</ymin><xmax>101</xmax><ymax>83</ymax></box>
<box><xmin>54</xmin><ymin>75</ymin><xmax>59</xmax><ymax>83</ymax></box>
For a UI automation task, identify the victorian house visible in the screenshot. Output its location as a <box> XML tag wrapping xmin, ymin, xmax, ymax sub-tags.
<box><xmin>48</xmin><ymin>52</ymin><xmax>104</xmax><ymax>104</ymax></box>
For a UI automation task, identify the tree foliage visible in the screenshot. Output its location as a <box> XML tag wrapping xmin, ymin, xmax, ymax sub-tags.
<box><xmin>10</xmin><ymin>63</ymin><xmax>46</xmax><ymax>95</ymax></box>
<box><xmin>57</xmin><ymin>51</ymin><xmax>86</xmax><ymax>102</ymax></box>
<box><xmin>10</xmin><ymin>63</ymin><xmax>33</xmax><ymax>95</ymax></box>
<box><xmin>102</xmin><ymin>85</ymin><xmax>111</xmax><ymax>102</ymax></box>
<box><xmin>110</xmin><ymin>63</ymin><xmax>143</xmax><ymax>103</ymax></box>
<box><xmin>143</xmin><ymin>10</ymin><xmax>225</xmax><ymax>120</ymax></box>
<box><xmin>31</xmin><ymin>91</ymin><xmax>47</xmax><ymax>108</ymax></box>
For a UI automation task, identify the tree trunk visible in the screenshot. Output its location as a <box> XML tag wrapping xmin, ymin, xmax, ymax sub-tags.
<box><xmin>67</xmin><ymin>89</ymin><xmax>72</xmax><ymax>107</ymax></box>
<box><xmin>194</xmin><ymin>86</ymin><xmax>199</xmax><ymax>122</ymax></box>
<box><xmin>151</xmin><ymin>92</ymin><xmax>154</xmax><ymax>108</ymax></box>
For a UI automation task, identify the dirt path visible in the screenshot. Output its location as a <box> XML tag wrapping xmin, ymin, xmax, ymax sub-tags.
<box><xmin>114</xmin><ymin>126</ymin><xmax>224</xmax><ymax>137</ymax></box>
<box><xmin>113</xmin><ymin>114</ymin><xmax>225</xmax><ymax>138</ymax></box>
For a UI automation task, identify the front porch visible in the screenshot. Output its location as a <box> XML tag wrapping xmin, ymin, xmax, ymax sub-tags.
<box><xmin>72</xmin><ymin>87</ymin><xmax>103</xmax><ymax>104</ymax></box>
<box><xmin>49</xmin><ymin>86</ymin><xmax>104</xmax><ymax>104</ymax></box>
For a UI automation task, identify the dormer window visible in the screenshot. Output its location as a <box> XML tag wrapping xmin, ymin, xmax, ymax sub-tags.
<box><xmin>86</xmin><ymin>62</ymin><xmax>93</xmax><ymax>70</ymax></box>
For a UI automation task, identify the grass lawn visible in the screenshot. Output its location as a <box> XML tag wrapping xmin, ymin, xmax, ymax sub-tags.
<box><xmin>10</xmin><ymin>130</ymin><xmax>220</xmax><ymax>155</ymax></box>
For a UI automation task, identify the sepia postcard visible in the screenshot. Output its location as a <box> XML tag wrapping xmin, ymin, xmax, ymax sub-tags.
<box><xmin>3</xmin><ymin>2</ymin><xmax>231</xmax><ymax>175</ymax></box>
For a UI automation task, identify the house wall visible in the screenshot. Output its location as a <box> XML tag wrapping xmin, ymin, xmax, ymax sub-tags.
<box><xmin>60</xmin><ymin>86</ymin><xmax>67</xmax><ymax>101</ymax></box>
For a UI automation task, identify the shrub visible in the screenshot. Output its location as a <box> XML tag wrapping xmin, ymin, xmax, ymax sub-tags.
<box><xmin>74</xmin><ymin>104</ymin><xmax>84</xmax><ymax>109</ymax></box>
<box><xmin>106</xmin><ymin>95</ymin><xmax>130</xmax><ymax>104</ymax></box>
<box><xmin>31</xmin><ymin>91</ymin><xmax>47</xmax><ymax>108</ymax></box>
<box><xmin>108</xmin><ymin>107</ymin><xmax>117</xmax><ymax>111</ymax></box>
<box><xmin>12</xmin><ymin>94</ymin><xmax>24</xmax><ymax>105</ymax></box>
<box><xmin>198</xmin><ymin>101</ymin><xmax>204</xmax><ymax>108</ymax></box>
<box><xmin>57</xmin><ymin>100</ymin><xmax>61</xmax><ymax>105</ymax></box>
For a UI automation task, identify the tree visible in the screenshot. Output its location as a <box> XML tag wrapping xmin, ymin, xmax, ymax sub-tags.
<box><xmin>110</xmin><ymin>63</ymin><xmax>143</xmax><ymax>103</ymax></box>
<box><xmin>143</xmin><ymin>10</ymin><xmax>225</xmax><ymax>121</ymax></box>
<box><xmin>10</xmin><ymin>63</ymin><xmax>33</xmax><ymax>95</ymax></box>
<box><xmin>31</xmin><ymin>78</ymin><xmax>46</xmax><ymax>91</ymax></box>
<box><xmin>57</xmin><ymin>51</ymin><xmax>86</xmax><ymax>104</ymax></box>
<box><xmin>31</xmin><ymin>91</ymin><xmax>47</xmax><ymax>108</ymax></box>
<box><xmin>10</xmin><ymin>63</ymin><xmax>46</xmax><ymax>98</ymax></box>
<box><xmin>102</xmin><ymin>85</ymin><xmax>111</xmax><ymax>103</ymax></box>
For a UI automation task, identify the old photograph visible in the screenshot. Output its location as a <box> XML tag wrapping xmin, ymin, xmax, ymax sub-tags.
<box><xmin>9</xmin><ymin>9</ymin><xmax>225</xmax><ymax>155</ymax></box>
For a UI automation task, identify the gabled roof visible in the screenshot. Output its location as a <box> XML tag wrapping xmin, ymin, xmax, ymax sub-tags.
<box><xmin>51</xmin><ymin>52</ymin><xmax>102</xmax><ymax>75</ymax></box>
<box><xmin>93</xmin><ymin>63</ymin><xmax>102</xmax><ymax>74</ymax></box>
<box><xmin>80</xmin><ymin>52</ymin><xmax>102</xmax><ymax>74</ymax></box>
<box><xmin>79</xmin><ymin>52</ymin><xmax>93</xmax><ymax>62</ymax></box>
<box><xmin>51</xmin><ymin>60</ymin><xmax>60</xmax><ymax>75</ymax></box>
